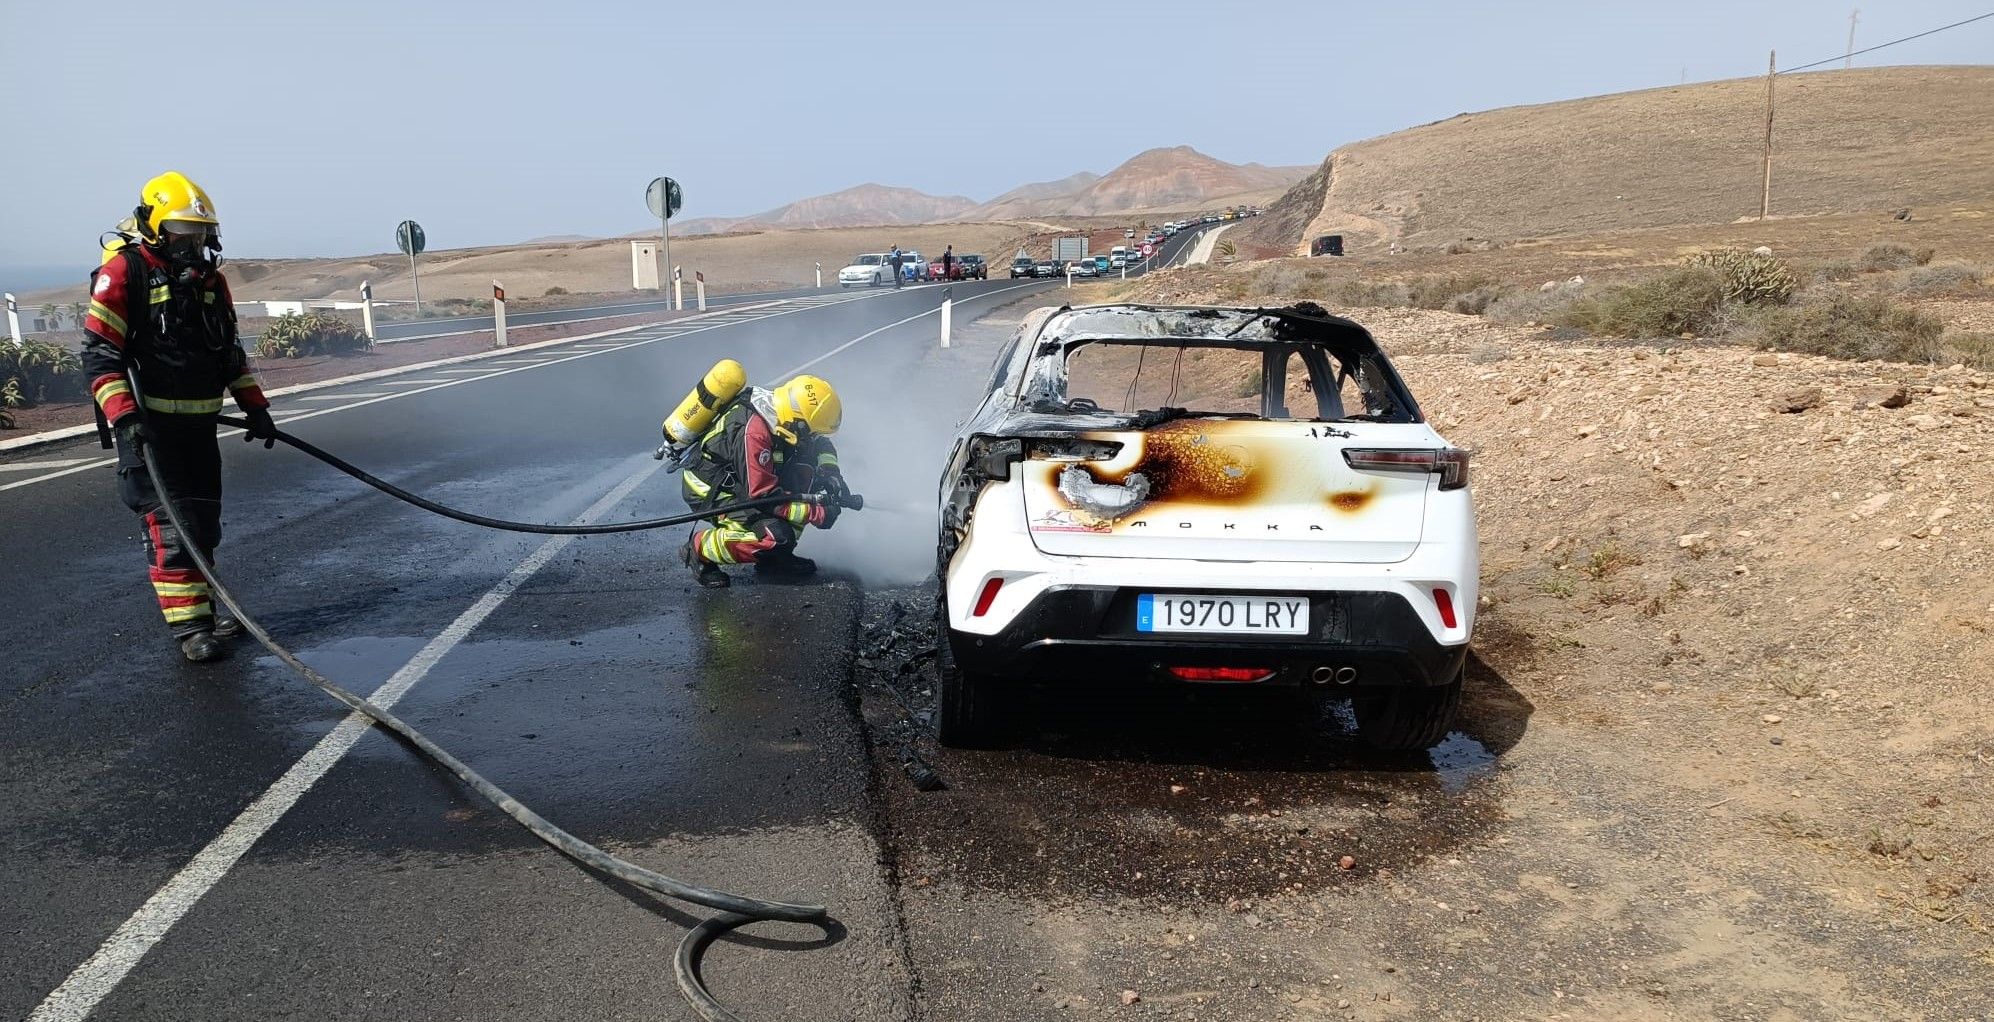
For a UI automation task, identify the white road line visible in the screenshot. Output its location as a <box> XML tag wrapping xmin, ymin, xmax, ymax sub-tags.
<box><xmin>26</xmin><ymin>459</ymin><xmax>664</xmax><ymax>1022</ymax></box>
<box><xmin>786</xmin><ymin>279</ymin><xmax>1043</xmax><ymax>376</ymax></box>
<box><xmin>294</xmin><ymin>392</ymin><xmax>390</xmax><ymax>402</ymax></box>
<box><xmin>430</xmin><ymin>368</ymin><xmax>507</xmax><ymax>375</ymax></box>
<box><xmin>376</xmin><ymin>379</ymin><xmax>453</xmax><ymax>386</ymax></box>
<box><xmin>0</xmin><ymin>457</ymin><xmax>97</xmax><ymax>472</ymax></box>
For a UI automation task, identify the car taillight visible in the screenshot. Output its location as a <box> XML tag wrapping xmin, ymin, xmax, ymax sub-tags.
<box><xmin>1432</xmin><ymin>587</ymin><xmax>1458</xmax><ymax>629</ymax></box>
<box><xmin>1168</xmin><ymin>666</ymin><xmax>1274</xmax><ymax>683</ymax></box>
<box><xmin>971</xmin><ymin>577</ymin><xmax>1003</xmax><ymax>617</ymax></box>
<box><xmin>1342</xmin><ymin>448</ymin><xmax>1470</xmax><ymax>490</ymax></box>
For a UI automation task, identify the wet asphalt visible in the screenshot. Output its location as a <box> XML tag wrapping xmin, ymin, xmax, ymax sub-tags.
<box><xmin>0</xmin><ymin>277</ymin><xmax>1056</xmax><ymax>1021</ymax></box>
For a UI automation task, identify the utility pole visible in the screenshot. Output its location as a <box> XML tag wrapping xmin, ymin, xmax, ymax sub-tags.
<box><xmin>1760</xmin><ymin>50</ymin><xmax>1775</xmax><ymax>220</ymax></box>
<box><xmin>1845</xmin><ymin>9</ymin><xmax>1860</xmax><ymax>68</ymax></box>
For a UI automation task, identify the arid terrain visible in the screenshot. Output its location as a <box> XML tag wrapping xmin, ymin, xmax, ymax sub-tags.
<box><xmin>1237</xmin><ymin>66</ymin><xmax>1994</xmax><ymax>259</ymax></box>
<box><xmin>846</xmin><ymin>268</ymin><xmax>1993</xmax><ymax>1019</ymax></box>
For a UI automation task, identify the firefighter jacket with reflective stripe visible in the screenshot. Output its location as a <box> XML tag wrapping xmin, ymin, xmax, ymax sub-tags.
<box><xmin>82</xmin><ymin>246</ymin><xmax>267</xmax><ymax>425</ymax></box>
<box><xmin>681</xmin><ymin>397</ymin><xmax>838</xmax><ymax>520</ymax></box>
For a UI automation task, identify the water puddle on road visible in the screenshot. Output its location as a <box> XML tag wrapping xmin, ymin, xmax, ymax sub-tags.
<box><xmin>858</xmin><ymin>593</ymin><xmax>1523</xmax><ymax>903</ymax></box>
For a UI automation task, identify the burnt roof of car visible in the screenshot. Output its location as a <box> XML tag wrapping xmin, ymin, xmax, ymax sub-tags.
<box><xmin>1032</xmin><ymin>303</ymin><xmax>1382</xmax><ymax>353</ymax></box>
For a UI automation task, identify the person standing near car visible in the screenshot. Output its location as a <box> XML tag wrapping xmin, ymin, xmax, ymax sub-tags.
<box><xmin>83</xmin><ymin>171</ymin><xmax>279</xmax><ymax>663</ymax></box>
<box><xmin>941</xmin><ymin>245</ymin><xmax>954</xmax><ymax>281</ymax></box>
<box><xmin>888</xmin><ymin>246</ymin><xmax>903</xmax><ymax>289</ymax></box>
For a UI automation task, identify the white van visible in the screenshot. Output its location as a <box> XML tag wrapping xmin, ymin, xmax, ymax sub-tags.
<box><xmin>1109</xmin><ymin>246</ymin><xmax>1129</xmax><ymax>267</ymax></box>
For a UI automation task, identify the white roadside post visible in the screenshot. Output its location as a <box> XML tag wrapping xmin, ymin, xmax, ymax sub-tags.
<box><xmin>4</xmin><ymin>293</ymin><xmax>22</xmax><ymax>345</ymax></box>
<box><xmin>940</xmin><ymin>286</ymin><xmax>953</xmax><ymax>349</ymax></box>
<box><xmin>672</xmin><ymin>266</ymin><xmax>683</xmax><ymax>312</ymax></box>
<box><xmin>815</xmin><ymin>262</ymin><xmax>822</xmax><ymax>289</ymax></box>
<box><xmin>359</xmin><ymin>281</ymin><xmax>376</xmax><ymax>342</ymax></box>
<box><xmin>492</xmin><ymin>281</ymin><xmax>508</xmax><ymax>347</ymax></box>
<box><xmin>695</xmin><ymin>271</ymin><xmax>707</xmax><ymax>311</ymax></box>
<box><xmin>1066</xmin><ymin>263</ymin><xmax>1074</xmax><ymax>289</ymax></box>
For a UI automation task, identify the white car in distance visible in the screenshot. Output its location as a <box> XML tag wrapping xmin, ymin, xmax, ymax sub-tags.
<box><xmin>932</xmin><ymin>302</ymin><xmax>1479</xmax><ymax>749</ymax></box>
<box><xmin>838</xmin><ymin>253</ymin><xmax>892</xmax><ymax>287</ymax></box>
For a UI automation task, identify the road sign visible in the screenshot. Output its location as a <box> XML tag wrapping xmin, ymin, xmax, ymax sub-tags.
<box><xmin>1141</xmin><ymin>242</ymin><xmax>1154</xmax><ymax>257</ymax></box>
<box><xmin>645</xmin><ymin>177</ymin><xmax>683</xmax><ymax>220</ymax></box>
<box><xmin>395</xmin><ymin>220</ymin><xmax>426</xmax><ymax>256</ymax></box>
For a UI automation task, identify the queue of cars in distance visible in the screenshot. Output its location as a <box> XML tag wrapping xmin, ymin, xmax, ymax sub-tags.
<box><xmin>926</xmin><ymin>254</ymin><xmax>988</xmax><ymax>281</ymax></box>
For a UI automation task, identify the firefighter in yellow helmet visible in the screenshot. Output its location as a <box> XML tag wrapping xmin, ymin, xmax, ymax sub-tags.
<box><xmin>82</xmin><ymin>172</ymin><xmax>279</xmax><ymax>662</ymax></box>
<box><xmin>677</xmin><ymin>372</ymin><xmax>846</xmax><ymax>588</ymax></box>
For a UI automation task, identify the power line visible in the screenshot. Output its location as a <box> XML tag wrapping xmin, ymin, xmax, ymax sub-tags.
<box><xmin>1780</xmin><ymin>9</ymin><xmax>1994</xmax><ymax>73</ymax></box>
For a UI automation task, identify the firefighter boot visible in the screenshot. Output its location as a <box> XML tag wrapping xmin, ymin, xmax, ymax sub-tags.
<box><xmin>212</xmin><ymin>612</ymin><xmax>243</xmax><ymax>639</ymax></box>
<box><xmin>755</xmin><ymin>548</ymin><xmax>818</xmax><ymax>578</ymax></box>
<box><xmin>179</xmin><ymin>629</ymin><xmax>225</xmax><ymax>663</ymax></box>
<box><xmin>681</xmin><ymin>532</ymin><xmax>731</xmax><ymax>589</ymax></box>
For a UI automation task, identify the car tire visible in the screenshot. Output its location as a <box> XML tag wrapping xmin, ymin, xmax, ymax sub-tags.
<box><xmin>1350</xmin><ymin>672</ymin><xmax>1463</xmax><ymax>751</ymax></box>
<box><xmin>934</xmin><ymin>621</ymin><xmax>1004</xmax><ymax>749</ymax></box>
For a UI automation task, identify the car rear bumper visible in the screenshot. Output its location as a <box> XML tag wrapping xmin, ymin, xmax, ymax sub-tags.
<box><xmin>946</xmin><ymin>586</ymin><xmax>1467</xmax><ymax>689</ymax></box>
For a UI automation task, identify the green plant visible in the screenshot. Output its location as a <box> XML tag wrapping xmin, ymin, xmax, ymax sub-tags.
<box><xmin>1556</xmin><ymin>265</ymin><xmax>1728</xmax><ymax>337</ymax></box>
<box><xmin>1216</xmin><ymin>239</ymin><xmax>1238</xmax><ymax>260</ymax></box>
<box><xmin>254</xmin><ymin>312</ymin><xmax>371</xmax><ymax>359</ymax></box>
<box><xmin>1748</xmin><ymin>291</ymin><xmax>1945</xmax><ymax>364</ymax></box>
<box><xmin>1684</xmin><ymin>249</ymin><xmax>1796</xmax><ymax>305</ymax></box>
<box><xmin>1582</xmin><ymin>543</ymin><xmax>1642</xmax><ymax>581</ymax></box>
<box><xmin>38</xmin><ymin>303</ymin><xmax>61</xmax><ymax>330</ymax></box>
<box><xmin>0</xmin><ymin>339</ymin><xmax>87</xmax><ymax>407</ymax></box>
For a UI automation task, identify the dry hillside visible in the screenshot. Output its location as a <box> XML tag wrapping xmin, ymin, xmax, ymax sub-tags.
<box><xmin>1239</xmin><ymin>65</ymin><xmax>1994</xmax><ymax>257</ymax></box>
<box><xmin>674</xmin><ymin>183</ymin><xmax>976</xmax><ymax>236</ymax></box>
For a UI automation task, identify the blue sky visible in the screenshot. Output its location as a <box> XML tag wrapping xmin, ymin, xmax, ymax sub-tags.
<box><xmin>3</xmin><ymin>0</ymin><xmax>1989</xmax><ymax>276</ymax></box>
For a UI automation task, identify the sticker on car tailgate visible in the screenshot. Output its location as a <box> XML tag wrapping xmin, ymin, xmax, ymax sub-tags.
<box><xmin>1136</xmin><ymin>595</ymin><xmax>1309</xmax><ymax>635</ymax></box>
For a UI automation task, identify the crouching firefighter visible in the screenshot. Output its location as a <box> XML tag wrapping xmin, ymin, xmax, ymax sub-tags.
<box><xmin>663</xmin><ymin>366</ymin><xmax>848</xmax><ymax>588</ymax></box>
<box><xmin>84</xmin><ymin>171</ymin><xmax>279</xmax><ymax>662</ymax></box>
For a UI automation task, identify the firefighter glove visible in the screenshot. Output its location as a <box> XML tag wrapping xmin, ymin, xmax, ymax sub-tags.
<box><xmin>817</xmin><ymin>499</ymin><xmax>841</xmax><ymax>529</ymax></box>
<box><xmin>242</xmin><ymin>407</ymin><xmax>278</xmax><ymax>449</ymax></box>
<box><xmin>116</xmin><ymin>419</ymin><xmax>148</xmax><ymax>455</ymax></box>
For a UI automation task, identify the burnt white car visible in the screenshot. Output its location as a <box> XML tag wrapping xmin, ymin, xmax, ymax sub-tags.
<box><xmin>933</xmin><ymin>303</ymin><xmax>1478</xmax><ymax>748</ymax></box>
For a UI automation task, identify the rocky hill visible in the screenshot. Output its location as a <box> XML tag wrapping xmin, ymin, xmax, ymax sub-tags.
<box><xmin>966</xmin><ymin>146</ymin><xmax>1309</xmax><ymax>219</ymax></box>
<box><xmin>1238</xmin><ymin>65</ymin><xmax>1994</xmax><ymax>257</ymax></box>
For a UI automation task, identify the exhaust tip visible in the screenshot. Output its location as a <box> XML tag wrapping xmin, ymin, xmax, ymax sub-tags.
<box><xmin>1334</xmin><ymin>666</ymin><xmax>1358</xmax><ymax>685</ymax></box>
<box><xmin>1311</xmin><ymin>666</ymin><xmax>1336</xmax><ymax>685</ymax></box>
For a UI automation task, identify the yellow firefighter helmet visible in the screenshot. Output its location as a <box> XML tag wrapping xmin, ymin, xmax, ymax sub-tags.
<box><xmin>136</xmin><ymin>171</ymin><xmax>220</xmax><ymax>242</ymax></box>
<box><xmin>772</xmin><ymin>375</ymin><xmax>842</xmax><ymax>441</ymax></box>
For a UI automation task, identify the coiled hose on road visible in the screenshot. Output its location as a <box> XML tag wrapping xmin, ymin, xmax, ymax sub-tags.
<box><xmin>136</xmin><ymin>406</ymin><xmax>840</xmax><ymax>1021</ymax></box>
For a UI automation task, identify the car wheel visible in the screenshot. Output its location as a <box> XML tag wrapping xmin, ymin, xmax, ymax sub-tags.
<box><xmin>1350</xmin><ymin>671</ymin><xmax>1463</xmax><ymax>751</ymax></box>
<box><xmin>934</xmin><ymin>616</ymin><xmax>1004</xmax><ymax>749</ymax></box>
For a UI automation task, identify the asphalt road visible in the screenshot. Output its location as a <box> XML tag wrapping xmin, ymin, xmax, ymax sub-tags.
<box><xmin>0</xmin><ymin>224</ymin><xmax>1210</xmax><ymax>1022</ymax></box>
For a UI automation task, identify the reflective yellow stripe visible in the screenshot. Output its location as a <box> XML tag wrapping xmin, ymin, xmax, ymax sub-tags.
<box><xmin>148</xmin><ymin>285</ymin><xmax>170</xmax><ymax>305</ymax></box>
<box><xmin>784</xmin><ymin>503</ymin><xmax>810</xmax><ymax>526</ymax></box>
<box><xmin>203</xmin><ymin>291</ymin><xmax>216</xmax><ymax>304</ymax></box>
<box><xmin>683</xmin><ymin>472</ymin><xmax>712</xmax><ymax>498</ymax></box>
<box><xmin>88</xmin><ymin>300</ymin><xmax>129</xmax><ymax>337</ymax></box>
<box><xmin>229</xmin><ymin>374</ymin><xmax>260</xmax><ymax>391</ymax></box>
<box><xmin>162</xmin><ymin>604</ymin><xmax>211</xmax><ymax>623</ymax></box>
<box><xmin>142</xmin><ymin>395</ymin><xmax>224</xmax><ymax>414</ymax></box>
<box><xmin>816</xmin><ymin>452</ymin><xmax>839</xmax><ymax>467</ymax></box>
<box><xmin>152</xmin><ymin>581</ymin><xmax>210</xmax><ymax>597</ymax></box>
<box><xmin>93</xmin><ymin>378</ymin><xmax>132</xmax><ymax>401</ymax></box>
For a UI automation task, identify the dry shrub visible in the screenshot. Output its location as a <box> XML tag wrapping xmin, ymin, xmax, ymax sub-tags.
<box><xmin>1747</xmin><ymin>290</ymin><xmax>1945</xmax><ymax>364</ymax></box>
<box><xmin>1815</xmin><ymin>260</ymin><xmax>1858</xmax><ymax>282</ymax></box>
<box><xmin>1406</xmin><ymin>273</ymin><xmax>1507</xmax><ymax>311</ymax></box>
<box><xmin>1941</xmin><ymin>330</ymin><xmax>1994</xmax><ymax>371</ymax></box>
<box><xmin>1485</xmin><ymin>286</ymin><xmax>1581</xmax><ymax>325</ymax></box>
<box><xmin>1855</xmin><ymin>243</ymin><xmax>1931</xmax><ymax>272</ymax></box>
<box><xmin>1888</xmin><ymin>262</ymin><xmax>1985</xmax><ymax>296</ymax></box>
<box><xmin>1327</xmin><ymin>278</ymin><xmax>1411</xmax><ymax>308</ymax></box>
<box><xmin>1556</xmin><ymin>265</ymin><xmax>1728</xmax><ymax>337</ymax></box>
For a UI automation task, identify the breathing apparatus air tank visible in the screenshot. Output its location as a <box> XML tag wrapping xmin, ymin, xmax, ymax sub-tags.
<box><xmin>656</xmin><ymin>358</ymin><xmax>747</xmax><ymax>467</ymax></box>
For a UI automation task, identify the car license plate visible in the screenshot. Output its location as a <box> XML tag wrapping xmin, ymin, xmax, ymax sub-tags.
<box><xmin>1136</xmin><ymin>595</ymin><xmax>1309</xmax><ymax>635</ymax></box>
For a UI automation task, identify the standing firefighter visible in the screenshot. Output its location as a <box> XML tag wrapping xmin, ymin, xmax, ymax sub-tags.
<box><xmin>83</xmin><ymin>171</ymin><xmax>278</xmax><ymax>662</ymax></box>
<box><xmin>663</xmin><ymin>366</ymin><xmax>847</xmax><ymax>588</ymax></box>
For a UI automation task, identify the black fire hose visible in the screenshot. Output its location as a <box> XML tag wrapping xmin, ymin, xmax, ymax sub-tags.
<box><xmin>126</xmin><ymin>396</ymin><xmax>848</xmax><ymax>1021</ymax></box>
<box><xmin>215</xmin><ymin>413</ymin><xmax>862</xmax><ymax>533</ymax></box>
